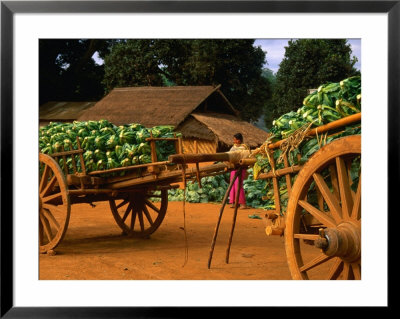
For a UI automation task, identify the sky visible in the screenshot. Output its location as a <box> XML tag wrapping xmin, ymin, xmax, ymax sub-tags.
<box><xmin>92</xmin><ymin>38</ymin><xmax>361</xmax><ymax>75</ymax></box>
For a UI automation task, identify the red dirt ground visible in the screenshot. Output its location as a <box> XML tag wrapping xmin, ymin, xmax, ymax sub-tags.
<box><xmin>39</xmin><ymin>201</ymin><xmax>293</xmax><ymax>280</ymax></box>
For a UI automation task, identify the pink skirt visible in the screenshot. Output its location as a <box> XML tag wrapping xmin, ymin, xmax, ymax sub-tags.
<box><xmin>229</xmin><ymin>170</ymin><xmax>247</xmax><ymax>205</ymax></box>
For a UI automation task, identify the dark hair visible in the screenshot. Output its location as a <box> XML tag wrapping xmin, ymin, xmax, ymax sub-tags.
<box><xmin>233</xmin><ymin>133</ymin><xmax>243</xmax><ymax>142</ymax></box>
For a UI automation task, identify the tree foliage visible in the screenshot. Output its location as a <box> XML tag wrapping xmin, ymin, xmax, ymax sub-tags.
<box><xmin>39</xmin><ymin>39</ymin><xmax>112</xmax><ymax>105</ymax></box>
<box><xmin>264</xmin><ymin>39</ymin><xmax>360</xmax><ymax>127</ymax></box>
<box><xmin>103</xmin><ymin>39</ymin><xmax>271</xmax><ymax>122</ymax></box>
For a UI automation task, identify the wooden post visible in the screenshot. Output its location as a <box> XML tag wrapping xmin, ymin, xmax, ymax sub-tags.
<box><xmin>283</xmin><ymin>153</ymin><xmax>292</xmax><ymax>197</ymax></box>
<box><xmin>194</xmin><ymin>140</ymin><xmax>202</xmax><ymax>188</ymax></box>
<box><xmin>269</xmin><ymin>150</ymin><xmax>281</xmax><ymax>215</ymax></box>
<box><xmin>148</xmin><ymin>131</ymin><xmax>159</xmax><ymax>175</ymax></box>
<box><xmin>76</xmin><ymin>137</ymin><xmax>86</xmax><ymax>175</ymax></box>
<box><xmin>60</xmin><ymin>145</ymin><xmax>68</xmax><ymax>176</ymax></box>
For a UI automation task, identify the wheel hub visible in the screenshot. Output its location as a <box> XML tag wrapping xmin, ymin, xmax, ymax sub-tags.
<box><xmin>314</xmin><ymin>221</ymin><xmax>361</xmax><ymax>262</ymax></box>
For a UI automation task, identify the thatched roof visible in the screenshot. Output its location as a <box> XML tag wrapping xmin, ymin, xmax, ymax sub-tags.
<box><xmin>77</xmin><ymin>85</ymin><xmax>238</xmax><ymax>127</ymax></box>
<box><xmin>176</xmin><ymin>112</ymin><xmax>270</xmax><ymax>150</ymax></box>
<box><xmin>39</xmin><ymin>101</ymin><xmax>96</xmax><ymax>121</ymax></box>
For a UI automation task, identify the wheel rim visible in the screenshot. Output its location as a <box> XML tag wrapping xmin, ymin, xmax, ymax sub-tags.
<box><xmin>39</xmin><ymin>153</ymin><xmax>71</xmax><ymax>253</ymax></box>
<box><xmin>285</xmin><ymin>135</ymin><xmax>361</xmax><ymax>280</ymax></box>
<box><xmin>109</xmin><ymin>189</ymin><xmax>168</xmax><ymax>238</ymax></box>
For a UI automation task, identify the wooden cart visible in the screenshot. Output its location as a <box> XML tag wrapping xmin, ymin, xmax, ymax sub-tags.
<box><xmin>245</xmin><ymin>112</ymin><xmax>361</xmax><ymax>280</ymax></box>
<box><xmin>171</xmin><ymin>113</ymin><xmax>362</xmax><ymax>280</ymax></box>
<box><xmin>38</xmin><ymin>135</ymin><xmax>229</xmax><ymax>254</ymax></box>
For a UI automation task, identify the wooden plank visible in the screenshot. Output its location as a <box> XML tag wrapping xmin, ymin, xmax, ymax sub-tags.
<box><xmin>66</xmin><ymin>174</ymin><xmax>105</xmax><ymax>186</ymax></box>
<box><xmin>106</xmin><ymin>162</ymin><xmax>228</xmax><ymax>189</ymax></box>
<box><xmin>49</xmin><ymin>149</ymin><xmax>84</xmax><ymax>157</ymax></box>
<box><xmin>257</xmin><ymin>165</ymin><xmax>301</xmax><ymax>179</ymax></box>
<box><xmin>88</xmin><ymin>161</ymin><xmax>169</xmax><ymax>176</ymax></box>
<box><xmin>283</xmin><ymin>153</ymin><xmax>292</xmax><ymax>196</ymax></box>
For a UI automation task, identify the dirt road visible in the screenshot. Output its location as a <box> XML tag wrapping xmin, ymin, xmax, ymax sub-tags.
<box><xmin>39</xmin><ymin>201</ymin><xmax>292</xmax><ymax>280</ymax></box>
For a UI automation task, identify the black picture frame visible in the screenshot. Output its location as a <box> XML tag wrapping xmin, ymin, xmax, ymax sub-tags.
<box><xmin>1</xmin><ymin>1</ymin><xmax>396</xmax><ymax>317</ymax></box>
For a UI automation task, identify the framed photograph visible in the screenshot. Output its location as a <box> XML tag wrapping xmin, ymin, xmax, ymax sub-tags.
<box><xmin>1</xmin><ymin>0</ymin><xmax>396</xmax><ymax>316</ymax></box>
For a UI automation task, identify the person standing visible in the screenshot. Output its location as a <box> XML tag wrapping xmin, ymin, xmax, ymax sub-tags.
<box><xmin>229</xmin><ymin>133</ymin><xmax>249</xmax><ymax>209</ymax></box>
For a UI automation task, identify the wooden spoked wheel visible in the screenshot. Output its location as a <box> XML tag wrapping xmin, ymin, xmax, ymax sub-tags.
<box><xmin>109</xmin><ymin>189</ymin><xmax>168</xmax><ymax>238</ymax></box>
<box><xmin>39</xmin><ymin>153</ymin><xmax>71</xmax><ymax>254</ymax></box>
<box><xmin>285</xmin><ymin>135</ymin><xmax>361</xmax><ymax>280</ymax></box>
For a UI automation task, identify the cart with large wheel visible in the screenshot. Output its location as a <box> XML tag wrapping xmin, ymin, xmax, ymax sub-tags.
<box><xmin>38</xmin><ymin>135</ymin><xmax>230</xmax><ymax>254</ymax></box>
<box><xmin>244</xmin><ymin>112</ymin><xmax>361</xmax><ymax>280</ymax></box>
<box><xmin>170</xmin><ymin>112</ymin><xmax>361</xmax><ymax>280</ymax></box>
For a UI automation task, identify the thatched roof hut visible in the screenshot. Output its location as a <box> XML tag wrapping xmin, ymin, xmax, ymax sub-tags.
<box><xmin>39</xmin><ymin>101</ymin><xmax>96</xmax><ymax>127</ymax></box>
<box><xmin>77</xmin><ymin>85</ymin><xmax>269</xmax><ymax>153</ymax></box>
<box><xmin>78</xmin><ymin>85</ymin><xmax>238</xmax><ymax>126</ymax></box>
<box><xmin>177</xmin><ymin>112</ymin><xmax>270</xmax><ymax>152</ymax></box>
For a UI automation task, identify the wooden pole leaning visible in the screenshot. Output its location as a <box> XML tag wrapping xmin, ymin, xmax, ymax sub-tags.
<box><xmin>225</xmin><ymin>167</ymin><xmax>243</xmax><ymax>264</ymax></box>
<box><xmin>207</xmin><ymin>168</ymin><xmax>241</xmax><ymax>269</ymax></box>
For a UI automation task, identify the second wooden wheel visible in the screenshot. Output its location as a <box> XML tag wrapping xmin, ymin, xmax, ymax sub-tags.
<box><xmin>109</xmin><ymin>189</ymin><xmax>168</xmax><ymax>238</ymax></box>
<box><xmin>285</xmin><ymin>135</ymin><xmax>361</xmax><ymax>280</ymax></box>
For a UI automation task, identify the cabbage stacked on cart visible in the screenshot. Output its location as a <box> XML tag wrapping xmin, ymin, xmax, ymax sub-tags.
<box><xmin>39</xmin><ymin>119</ymin><xmax>181</xmax><ymax>176</ymax></box>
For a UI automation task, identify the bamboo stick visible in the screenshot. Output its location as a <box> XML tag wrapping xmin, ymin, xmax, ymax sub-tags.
<box><xmin>225</xmin><ymin>167</ymin><xmax>242</xmax><ymax>264</ymax></box>
<box><xmin>257</xmin><ymin>165</ymin><xmax>302</xmax><ymax>179</ymax></box>
<box><xmin>208</xmin><ymin>169</ymin><xmax>240</xmax><ymax>269</ymax></box>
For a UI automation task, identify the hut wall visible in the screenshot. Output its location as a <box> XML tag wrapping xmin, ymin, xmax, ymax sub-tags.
<box><xmin>182</xmin><ymin>138</ymin><xmax>217</xmax><ymax>154</ymax></box>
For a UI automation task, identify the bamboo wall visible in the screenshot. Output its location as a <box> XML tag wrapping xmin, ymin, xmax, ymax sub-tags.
<box><xmin>182</xmin><ymin>138</ymin><xmax>217</xmax><ymax>154</ymax></box>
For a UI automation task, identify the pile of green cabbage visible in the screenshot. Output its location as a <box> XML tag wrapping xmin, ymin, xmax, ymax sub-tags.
<box><xmin>39</xmin><ymin>120</ymin><xmax>181</xmax><ymax>175</ymax></box>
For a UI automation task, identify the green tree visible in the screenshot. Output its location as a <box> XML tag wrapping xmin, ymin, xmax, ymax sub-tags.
<box><xmin>265</xmin><ymin>39</ymin><xmax>359</xmax><ymax>127</ymax></box>
<box><xmin>102</xmin><ymin>40</ymin><xmax>165</xmax><ymax>91</ymax></box>
<box><xmin>103</xmin><ymin>39</ymin><xmax>271</xmax><ymax>122</ymax></box>
<box><xmin>39</xmin><ymin>39</ymin><xmax>112</xmax><ymax>105</ymax></box>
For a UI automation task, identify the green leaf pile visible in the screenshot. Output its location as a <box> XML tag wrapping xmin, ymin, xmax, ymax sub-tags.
<box><xmin>252</xmin><ymin>75</ymin><xmax>361</xmax><ymax>214</ymax></box>
<box><xmin>269</xmin><ymin>76</ymin><xmax>361</xmax><ymax>140</ymax></box>
<box><xmin>167</xmin><ymin>174</ymin><xmax>230</xmax><ymax>203</ymax></box>
<box><xmin>39</xmin><ymin>120</ymin><xmax>181</xmax><ymax>176</ymax></box>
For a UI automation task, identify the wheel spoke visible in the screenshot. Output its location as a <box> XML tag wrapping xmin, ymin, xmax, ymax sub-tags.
<box><xmin>329</xmin><ymin>164</ymin><xmax>340</xmax><ymax>202</ymax></box>
<box><xmin>342</xmin><ymin>262</ymin><xmax>353</xmax><ymax>280</ymax></box>
<box><xmin>39</xmin><ymin>164</ymin><xmax>50</xmax><ymax>193</ymax></box>
<box><xmin>347</xmin><ymin>162</ymin><xmax>356</xmax><ymax>200</ymax></box>
<box><xmin>137</xmin><ymin>209</ymin><xmax>145</xmax><ymax>232</ymax></box>
<box><xmin>122</xmin><ymin>202</ymin><xmax>133</xmax><ymax>222</ymax></box>
<box><xmin>130</xmin><ymin>208</ymin><xmax>137</xmax><ymax>231</ymax></box>
<box><xmin>336</xmin><ymin>157</ymin><xmax>354</xmax><ymax>220</ymax></box>
<box><xmin>351</xmin><ymin>263</ymin><xmax>361</xmax><ymax>280</ymax></box>
<box><xmin>39</xmin><ymin>214</ymin><xmax>53</xmax><ymax>242</ymax></box>
<box><xmin>116</xmin><ymin>199</ymin><xmax>129</xmax><ymax>209</ymax></box>
<box><xmin>144</xmin><ymin>199</ymin><xmax>160</xmax><ymax>214</ymax></box>
<box><xmin>41</xmin><ymin>208</ymin><xmax>60</xmax><ymax>231</ymax></box>
<box><xmin>299</xmin><ymin>253</ymin><xmax>334</xmax><ymax>273</ymax></box>
<box><xmin>40</xmin><ymin>175</ymin><xmax>57</xmax><ymax>197</ymax></box>
<box><xmin>327</xmin><ymin>258</ymin><xmax>343</xmax><ymax>280</ymax></box>
<box><xmin>142</xmin><ymin>205</ymin><xmax>154</xmax><ymax>225</ymax></box>
<box><xmin>298</xmin><ymin>200</ymin><xmax>336</xmax><ymax>228</ymax></box>
<box><xmin>313</xmin><ymin>173</ymin><xmax>342</xmax><ymax>223</ymax></box>
<box><xmin>42</xmin><ymin>192</ymin><xmax>62</xmax><ymax>203</ymax></box>
<box><xmin>351</xmin><ymin>174</ymin><xmax>361</xmax><ymax>220</ymax></box>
